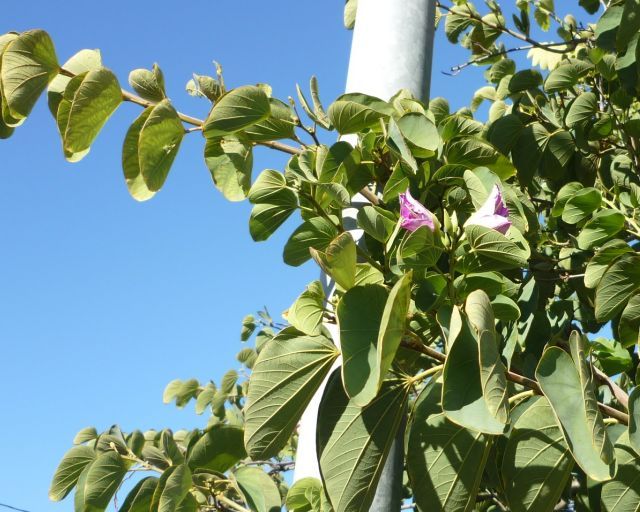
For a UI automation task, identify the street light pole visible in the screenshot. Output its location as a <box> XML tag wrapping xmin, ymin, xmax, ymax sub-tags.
<box><xmin>294</xmin><ymin>1</ymin><xmax>437</xmax><ymax>510</ymax></box>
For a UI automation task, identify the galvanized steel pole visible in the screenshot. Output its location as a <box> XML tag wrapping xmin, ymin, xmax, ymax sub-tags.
<box><xmin>294</xmin><ymin>1</ymin><xmax>437</xmax><ymax>510</ymax></box>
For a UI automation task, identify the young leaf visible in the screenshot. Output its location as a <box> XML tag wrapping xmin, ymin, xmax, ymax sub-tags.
<box><xmin>122</xmin><ymin>107</ymin><xmax>155</xmax><ymax>201</ymax></box>
<box><xmin>287</xmin><ymin>280</ymin><xmax>325</xmax><ymax>336</ymax></box>
<box><xmin>138</xmin><ymin>99</ymin><xmax>185</xmax><ymax>192</ymax></box>
<box><xmin>84</xmin><ymin>451</ymin><xmax>129</xmax><ymax>509</ymax></box>
<box><xmin>244</xmin><ymin>328</ymin><xmax>339</xmax><ymax>459</ymax></box>
<box><xmin>317</xmin><ymin>373</ymin><xmax>409</xmax><ymax>512</ymax></box>
<box><xmin>129</xmin><ymin>63</ymin><xmax>166</xmax><ymax>102</ymax></box>
<box><xmin>48</xmin><ymin>49</ymin><xmax>102</xmax><ymax>117</ymax></box>
<box><xmin>310</xmin><ymin>232</ymin><xmax>357</xmax><ymax>291</ymax></box>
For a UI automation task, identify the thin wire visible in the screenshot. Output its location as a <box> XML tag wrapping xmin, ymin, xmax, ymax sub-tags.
<box><xmin>0</xmin><ymin>503</ymin><xmax>31</xmax><ymax>512</ymax></box>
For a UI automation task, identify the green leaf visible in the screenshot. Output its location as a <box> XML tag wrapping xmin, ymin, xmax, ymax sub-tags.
<box><xmin>1</xmin><ymin>29</ymin><xmax>58</xmax><ymax>121</ymax></box>
<box><xmin>561</xmin><ymin>187</ymin><xmax>602</xmax><ymax>224</ymax></box>
<box><xmin>337</xmin><ymin>284</ymin><xmax>388</xmax><ymax>406</ymax></box>
<box><xmin>327</xmin><ymin>93</ymin><xmax>393</xmax><ymax>134</ymax></box>
<box><xmin>49</xmin><ymin>445</ymin><xmax>95</xmax><ymax>501</ymax></box>
<box><xmin>377</xmin><ymin>272</ymin><xmax>412</xmax><ymax>396</ymax></box>
<box><xmin>84</xmin><ymin>451</ymin><xmax>129</xmax><ymax>509</ymax></box>
<box><xmin>203</xmin><ymin>85</ymin><xmax>270</xmax><ymax>138</ymax></box>
<box><xmin>129</xmin><ymin>64</ymin><xmax>166</xmax><ymax>102</ymax></box>
<box><xmin>395</xmin><ymin>112</ymin><xmax>440</xmax><ymax>157</ymax></box>
<box><xmin>122</xmin><ymin>107</ymin><xmax>155</xmax><ymax>201</ymax></box>
<box><xmin>310</xmin><ymin>232</ymin><xmax>357</xmax><ymax>291</ymax></box>
<box><xmin>508</xmin><ymin>69</ymin><xmax>543</xmax><ymax>93</ymax></box>
<box><xmin>74</xmin><ymin>427</ymin><xmax>98</xmax><ymax>445</ymax></box>
<box><xmin>551</xmin><ymin>181</ymin><xmax>584</xmax><ymax>217</ymax></box>
<box><xmin>595</xmin><ymin>253</ymin><xmax>640</xmax><ymax>322</ymax></box>
<box><xmin>159</xmin><ymin>464</ymin><xmax>191</xmax><ymax>512</ymax></box>
<box><xmin>502</xmin><ymin>396</ymin><xmax>574</xmax><ymax>512</ymax></box>
<box><xmin>445</xmin><ymin>136</ymin><xmax>515</xmax><ymax>180</ymax></box>
<box><xmin>465</xmin><ymin>290</ymin><xmax>509</xmax><ymax>426</ymax></box>
<box><xmin>286</xmin><ymin>477</ymin><xmax>323</xmax><ymax>512</ymax></box>
<box><xmin>235</xmin><ymin>466</ymin><xmax>282</xmax><ymax>512</ymax></box>
<box><xmin>244</xmin><ymin>98</ymin><xmax>295</xmax><ymax>141</ymax></box>
<box><xmin>406</xmin><ymin>377</ymin><xmax>491</xmax><ymax>512</ymax></box>
<box><xmin>244</xmin><ymin>328</ymin><xmax>339</xmax><ymax>459</ymax></box>
<box><xmin>629</xmin><ymin>386</ymin><xmax>640</xmax><ymax>456</ymax></box>
<box><xmin>120</xmin><ymin>477</ymin><xmax>158</xmax><ymax>512</ymax></box>
<box><xmin>566</xmin><ymin>92</ymin><xmax>597</xmax><ymax>128</ymax></box>
<box><xmin>465</xmin><ymin>225</ymin><xmax>530</xmax><ymax>269</ymax></box>
<box><xmin>248</xmin><ymin>170</ymin><xmax>298</xmax><ymax>242</ymax></box>
<box><xmin>585</xmin><ymin>239</ymin><xmax>633</xmax><ymax>289</ymax></box>
<box><xmin>317</xmin><ymin>373</ymin><xmax>409</xmax><ymax>512</ymax></box>
<box><xmin>591</xmin><ymin>338</ymin><xmax>633</xmax><ymax>374</ymax></box>
<box><xmin>356</xmin><ymin>205</ymin><xmax>397</xmax><ymax>243</ymax></box>
<box><xmin>445</xmin><ymin>4</ymin><xmax>479</xmax><ymax>43</ymax></box>
<box><xmin>577</xmin><ymin>209</ymin><xmax>625</xmax><ymax>250</ymax></box>
<box><xmin>535</xmin><ymin>333</ymin><xmax>616</xmax><ymax>481</ymax></box>
<box><xmin>204</xmin><ymin>136</ymin><xmax>253</xmax><ymax>201</ymax></box>
<box><xmin>491</xmin><ymin>294</ymin><xmax>521</xmax><ymax>321</ymax></box>
<box><xmin>442</xmin><ymin>311</ymin><xmax>508</xmax><ymax>435</ymax></box>
<box><xmin>62</xmin><ymin>67</ymin><xmax>122</xmax><ymax>156</ymax></box>
<box><xmin>283</xmin><ymin>217</ymin><xmax>339</xmax><ymax>267</ymax></box>
<box><xmin>287</xmin><ymin>280</ymin><xmax>325</xmax><ymax>336</ymax></box>
<box><xmin>138</xmin><ymin>99</ymin><xmax>185</xmax><ymax>192</ymax></box>
<box><xmin>397</xmin><ymin>226</ymin><xmax>444</xmax><ymax>274</ymax></box>
<box><xmin>187</xmin><ymin>425</ymin><xmax>245</xmax><ymax>473</ymax></box>
<box><xmin>544</xmin><ymin>64</ymin><xmax>578</xmax><ymax>92</ymax></box>
<box><xmin>48</xmin><ymin>49</ymin><xmax>102</xmax><ymax>118</ymax></box>
<box><xmin>601</xmin><ymin>433</ymin><xmax>640</xmax><ymax>511</ymax></box>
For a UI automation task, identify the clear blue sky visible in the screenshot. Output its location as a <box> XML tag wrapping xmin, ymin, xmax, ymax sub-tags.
<box><xmin>0</xmin><ymin>2</ymin><xmax>513</xmax><ymax>511</ymax></box>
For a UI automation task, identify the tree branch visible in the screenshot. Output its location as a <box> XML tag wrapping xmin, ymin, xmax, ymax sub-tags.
<box><xmin>401</xmin><ymin>337</ymin><xmax>630</xmax><ymax>425</ymax></box>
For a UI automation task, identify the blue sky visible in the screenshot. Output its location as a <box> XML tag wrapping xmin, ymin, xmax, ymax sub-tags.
<box><xmin>0</xmin><ymin>2</ymin><xmax>568</xmax><ymax>511</ymax></box>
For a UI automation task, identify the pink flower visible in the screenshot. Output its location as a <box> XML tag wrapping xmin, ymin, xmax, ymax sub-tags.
<box><xmin>399</xmin><ymin>189</ymin><xmax>437</xmax><ymax>232</ymax></box>
<box><xmin>464</xmin><ymin>184</ymin><xmax>511</xmax><ymax>235</ymax></box>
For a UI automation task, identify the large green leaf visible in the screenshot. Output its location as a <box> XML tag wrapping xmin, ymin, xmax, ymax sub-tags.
<box><xmin>310</xmin><ymin>232</ymin><xmax>357</xmax><ymax>291</ymax></box>
<box><xmin>327</xmin><ymin>92</ymin><xmax>393</xmax><ymax>134</ymax></box>
<box><xmin>203</xmin><ymin>85</ymin><xmax>270</xmax><ymax>138</ymax></box>
<box><xmin>204</xmin><ymin>136</ymin><xmax>253</xmax><ymax>201</ymax></box>
<box><xmin>244</xmin><ymin>328</ymin><xmax>339</xmax><ymax>459</ymax></box>
<box><xmin>84</xmin><ymin>451</ymin><xmax>129</xmax><ymax>509</ymax></box>
<box><xmin>465</xmin><ymin>290</ymin><xmax>509</xmax><ymax>425</ymax></box>
<box><xmin>601</xmin><ymin>433</ymin><xmax>640</xmax><ymax>512</ymax></box>
<box><xmin>584</xmin><ymin>240</ymin><xmax>633</xmax><ymax>289</ymax></box>
<box><xmin>120</xmin><ymin>477</ymin><xmax>158</xmax><ymax>512</ymax></box>
<box><xmin>187</xmin><ymin>425</ymin><xmax>245</xmax><ymax>473</ymax></box>
<box><xmin>60</xmin><ymin>67</ymin><xmax>122</xmax><ymax>157</ymax></box>
<box><xmin>629</xmin><ymin>386</ymin><xmax>640</xmax><ymax>456</ymax></box>
<box><xmin>158</xmin><ymin>464</ymin><xmax>191</xmax><ymax>512</ymax></box>
<box><xmin>577</xmin><ymin>209</ymin><xmax>625</xmax><ymax>250</ymax></box>
<box><xmin>445</xmin><ymin>136</ymin><xmax>516</xmax><ymax>180</ymax></box>
<box><xmin>0</xmin><ymin>30</ymin><xmax>58</xmax><ymax>121</ymax></box>
<box><xmin>406</xmin><ymin>377</ymin><xmax>491</xmax><ymax>512</ymax></box>
<box><xmin>122</xmin><ymin>107</ymin><xmax>155</xmax><ymax>201</ymax></box>
<box><xmin>317</xmin><ymin>373</ymin><xmax>409</xmax><ymax>512</ymax></box>
<box><xmin>442</xmin><ymin>312</ymin><xmax>508</xmax><ymax>435</ymax></box>
<box><xmin>283</xmin><ymin>217</ymin><xmax>339</xmax><ymax>266</ymax></box>
<box><xmin>356</xmin><ymin>205</ymin><xmax>397</xmax><ymax>243</ymax></box>
<box><xmin>49</xmin><ymin>445</ymin><xmax>95</xmax><ymax>501</ymax></box>
<box><xmin>138</xmin><ymin>99</ymin><xmax>185</xmax><ymax>192</ymax></box>
<box><xmin>397</xmin><ymin>226</ymin><xmax>444</xmax><ymax>274</ymax></box>
<box><xmin>502</xmin><ymin>396</ymin><xmax>574</xmax><ymax>512</ymax></box>
<box><xmin>376</xmin><ymin>272</ymin><xmax>412</xmax><ymax>398</ymax></box>
<box><xmin>561</xmin><ymin>187</ymin><xmax>602</xmax><ymax>224</ymax></box>
<box><xmin>536</xmin><ymin>334</ymin><xmax>616</xmax><ymax>481</ymax></box>
<box><xmin>235</xmin><ymin>466</ymin><xmax>282</xmax><ymax>512</ymax></box>
<box><xmin>465</xmin><ymin>225</ymin><xmax>530</xmax><ymax>269</ymax></box>
<box><xmin>566</xmin><ymin>92</ymin><xmax>597</xmax><ymax>128</ymax></box>
<box><xmin>395</xmin><ymin>112</ymin><xmax>440</xmax><ymax>157</ymax></box>
<box><xmin>287</xmin><ymin>280</ymin><xmax>325</xmax><ymax>336</ymax></box>
<box><xmin>595</xmin><ymin>253</ymin><xmax>640</xmax><ymax>321</ymax></box>
<box><xmin>338</xmin><ymin>284</ymin><xmax>388</xmax><ymax>406</ymax></box>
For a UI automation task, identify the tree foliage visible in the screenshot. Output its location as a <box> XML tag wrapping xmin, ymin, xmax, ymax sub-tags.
<box><xmin>3</xmin><ymin>1</ymin><xmax>640</xmax><ymax>511</ymax></box>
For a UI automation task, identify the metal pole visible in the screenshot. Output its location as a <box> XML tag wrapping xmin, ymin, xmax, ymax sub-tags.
<box><xmin>294</xmin><ymin>1</ymin><xmax>437</xmax><ymax>510</ymax></box>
